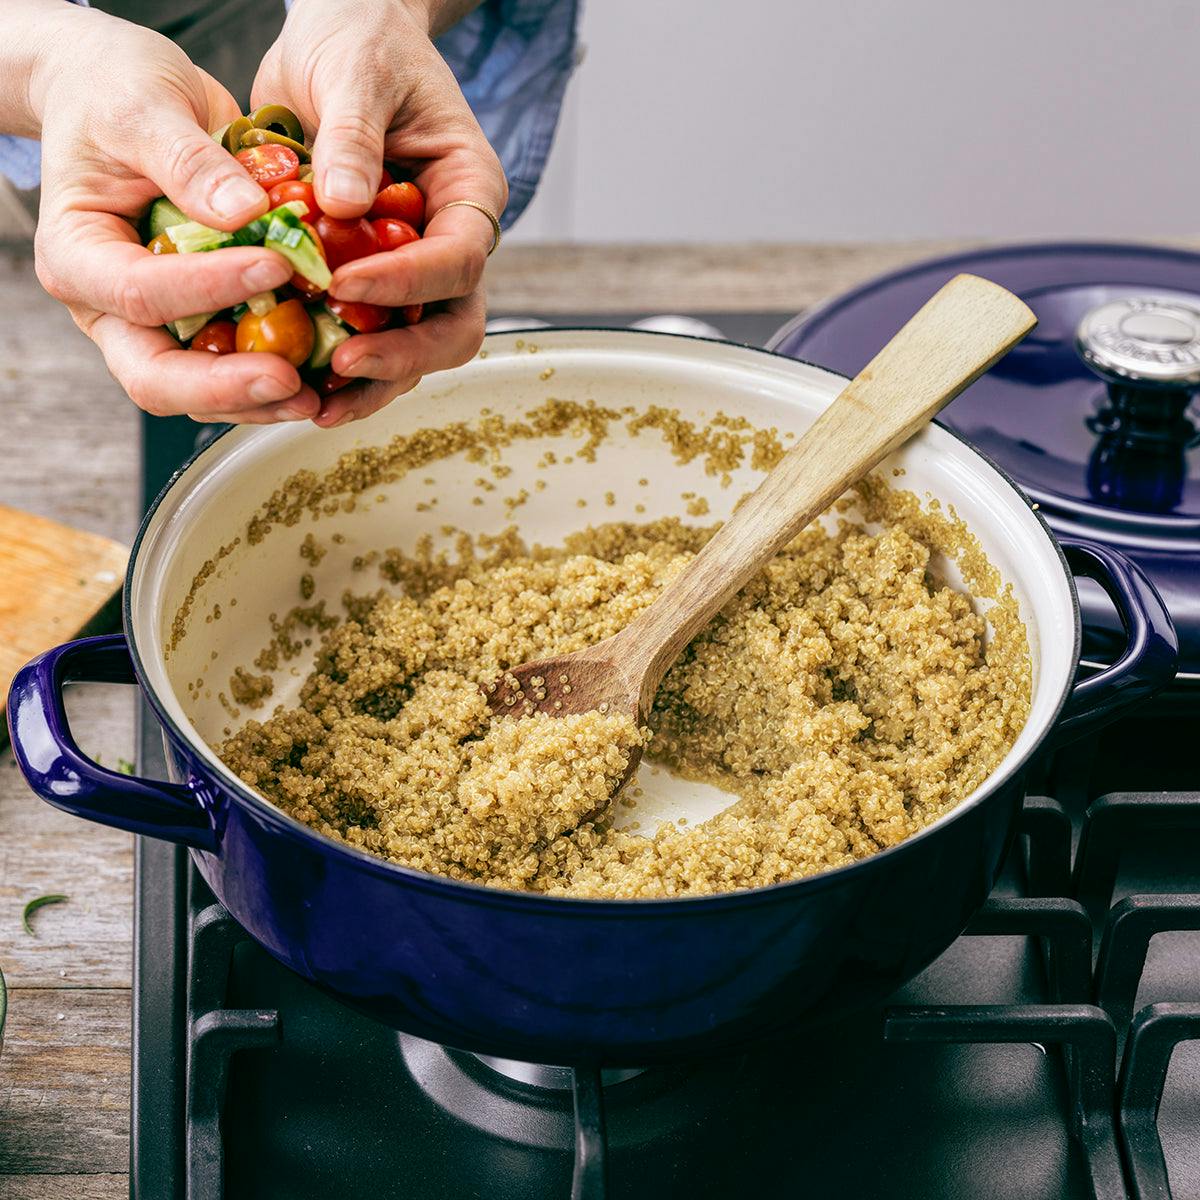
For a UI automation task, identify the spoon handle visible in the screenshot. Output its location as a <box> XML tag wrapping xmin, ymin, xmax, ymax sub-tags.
<box><xmin>617</xmin><ymin>273</ymin><xmax>1037</xmax><ymax>705</ymax></box>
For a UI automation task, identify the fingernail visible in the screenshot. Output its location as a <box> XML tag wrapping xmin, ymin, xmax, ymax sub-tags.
<box><xmin>250</xmin><ymin>376</ymin><xmax>295</xmax><ymax>404</ymax></box>
<box><xmin>213</xmin><ymin>174</ymin><xmax>267</xmax><ymax>221</ymax></box>
<box><xmin>243</xmin><ymin>259</ymin><xmax>287</xmax><ymax>292</ymax></box>
<box><xmin>272</xmin><ymin>402</ymin><xmax>311</xmax><ymax>421</ymax></box>
<box><xmin>346</xmin><ymin>354</ymin><xmax>382</xmax><ymax>377</ymax></box>
<box><xmin>323</xmin><ymin>167</ymin><xmax>374</xmax><ymax>207</ymax></box>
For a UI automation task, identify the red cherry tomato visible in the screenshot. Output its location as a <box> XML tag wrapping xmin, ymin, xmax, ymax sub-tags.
<box><xmin>289</xmin><ymin>222</ymin><xmax>327</xmax><ymax>300</ymax></box>
<box><xmin>235</xmin><ymin>299</ymin><xmax>314</xmax><ymax>367</ymax></box>
<box><xmin>369</xmin><ymin>182</ymin><xmax>425</xmax><ymax>229</ymax></box>
<box><xmin>267</xmin><ymin>179</ymin><xmax>322</xmax><ymax>220</ymax></box>
<box><xmin>189</xmin><ymin>320</ymin><xmax>237</xmax><ymax>355</ymax></box>
<box><xmin>379</xmin><ymin>166</ymin><xmax>395</xmax><ymax>189</ymax></box>
<box><xmin>235</xmin><ymin>144</ymin><xmax>300</xmax><ymax>188</ymax></box>
<box><xmin>326</xmin><ymin>297</ymin><xmax>391</xmax><ymax>334</ymax></box>
<box><xmin>401</xmin><ymin>303</ymin><xmax>423</xmax><ymax>325</ymax></box>
<box><xmin>314</xmin><ymin>215</ymin><xmax>379</xmax><ymax>270</ymax></box>
<box><xmin>316</xmin><ymin>370</ymin><xmax>353</xmax><ymax>397</ymax></box>
<box><xmin>370</xmin><ymin>217</ymin><xmax>420</xmax><ymax>253</ymax></box>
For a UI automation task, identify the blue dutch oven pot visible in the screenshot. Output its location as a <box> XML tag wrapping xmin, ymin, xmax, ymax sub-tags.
<box><xmin>6</xmin><ymin>330</ymin><xmax>1178</xmax><ymax>1066</ymax></box>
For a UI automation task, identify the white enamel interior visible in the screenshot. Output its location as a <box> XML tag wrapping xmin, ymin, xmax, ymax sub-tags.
<box><xmin>130</xmin><ymin>330</ymin><xmax>1078</xmax><ymax>840</ymax></box>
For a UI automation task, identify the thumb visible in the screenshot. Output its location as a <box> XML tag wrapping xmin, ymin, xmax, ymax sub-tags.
<box><xmin>310</xmin><ymin>88</ymin><xmax>387</xmax><ymax>218</ymax></box>
<box><xmin>137</xmin><ymin>108</ymin><xmax>269</xmax><ymax>230</ymax></box>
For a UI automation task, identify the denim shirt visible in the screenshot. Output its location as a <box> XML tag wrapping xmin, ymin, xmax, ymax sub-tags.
<box><xmin>0</xmin><ymin>0</ymin><xmax>579</xmax><ymax>228</ymax></box>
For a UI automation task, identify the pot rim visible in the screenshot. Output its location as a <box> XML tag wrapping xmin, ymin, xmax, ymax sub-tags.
<box><xmin>124</xmin><ymin>328</ymin><xmax>1081</xmax><ymax>913</ymax></box>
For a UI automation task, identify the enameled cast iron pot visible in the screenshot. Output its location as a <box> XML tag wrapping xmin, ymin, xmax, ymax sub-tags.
<box><xmin>7</xmin><ymin>330</ymin><xmax>1178</xmax><ymax>1066</ymax></box>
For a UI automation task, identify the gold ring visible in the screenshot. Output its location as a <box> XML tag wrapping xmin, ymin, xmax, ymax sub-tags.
<box><xmin>432</xmin><ymin>199</ymin><xmax>502</xmax><ymax>256</ymax></box>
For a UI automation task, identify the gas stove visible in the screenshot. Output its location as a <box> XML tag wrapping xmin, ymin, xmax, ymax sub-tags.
<box><xmin>133</xmin><ymin>310</ymin><xmax>1200</xmax><ymax>1200</ymax></box>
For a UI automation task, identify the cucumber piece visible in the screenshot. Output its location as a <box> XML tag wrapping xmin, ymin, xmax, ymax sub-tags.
<box><xmin>231</xmin><ymin>201</ymin><xmax>307</xmax><ymax>247</ymax></box>
<box><xmin>309</xmin><ymin>309</ymin><xmax>350</xmax><ymax>370</ymax></box>
<box><xmin>168</xmin><ymin>312</ymin><xmax>215</xmax><ymax>342</ymax></box>
<box><xmin>246</xmin><ymin>291</ymin><xmax>277</xmax><ymax>317</ymax></box>
<box><xmin>147</xmin><ymin>198</ymin><xmax>187</xmax><ymax>240</ymax></box>
<box><xmin>264</xmin><ymin>206</ymin><xmax>330</xmax><ymax>290</ymax></box>
<box><xmin>166</xmin><ymin>220</ymin><xmax>235</xmax><ymax>253</ymax></box>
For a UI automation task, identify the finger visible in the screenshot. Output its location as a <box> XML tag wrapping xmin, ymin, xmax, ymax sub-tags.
<box><xmin>133</xmin><ymin>107</ymin><xmax>269</xmax><ymax>229</ymax></box>
<box><xmin>331</xmin><ymin>292</ymin><xmax>485</xmax><ymax>380</ymax></box>
<box><xmin>310</xmin><ymin>85</ymin><xmax>387</xmax><ymax>218</ymax></box>
<box><xmin>313</xmin><ymin>376</ymin><xmax>423</xmax><ymax>429</ymax></box>
<box><xmin>190</xmin><ymin>387</ymin><xmax>323</xmax><ymax>425</ymax></box>
<box><xmin>86</xmin><ymin>313</ymin><xmax>312</xmax><ymax>418</ymax></box>
<box><xmin>46</xmin><ymin>215</ymin><xmax>291</xmax><ymax>325</ymax></box>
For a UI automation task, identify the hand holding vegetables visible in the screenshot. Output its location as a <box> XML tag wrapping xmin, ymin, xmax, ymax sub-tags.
<box><xmin>13</xmin><ymin>1</ymin><xmax>308</xmax><ymax>424</ymax></box>
<box><xmin>8</xmin><ymin>0</ymin><xmax>506</xmax><ymax>427</ymax></box>
<box><xmin>248</xmin><ymin>0</ymin><xmax>507</xmax><ymax>426</ymax></box>
<box><xmin>147</xmin><ymin>108</ymin><xmax>432</xmax><ymax>405</ymax></box>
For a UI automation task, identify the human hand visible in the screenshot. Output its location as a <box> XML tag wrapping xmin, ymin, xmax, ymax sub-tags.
<box><xmin>252</xmin><ymin>0</ymin><xmax>507</xmax><ymax>428</ymax></box>
<box><xmin>29</xmin><ymin>6</ymin><xmax>319</xmax><ymax>423</ymax></box>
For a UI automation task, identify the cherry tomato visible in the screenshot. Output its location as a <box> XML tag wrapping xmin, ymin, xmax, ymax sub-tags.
<box><xmin>326</xmin><ymin>297</ymin><xmax>391</xmax><ymax>334</ymax></box>
<box><xmin>369</xmin><ymin>182</ymin><xmax>425</xmax><ymax>229</ymax></box>
<box><xmin>189</xmin><ymin>320</ymin><xmax>237</xmax><ymax>355</ymax></box>
<box><xmin>370</xmin><ymin>217</ymin><xmax>420</xmax><ymax>253</ymax></box>
<box><xmin>379</xmin><ymin>166</ymin><xmax>394</xmax><ymax>189</ymax></box>
<box><xmin>289</xmin><ymin>222</ymin><xmax>327</xmax><ymax>300</ymax></box>
<box><xmin>314</xmin><ymin>215</ymin><xmax>379</xmax><ymax>270</ymax></box>
<box><xmin>401</xmin><ymin>303</ymin><xmax>423</xmax><ymax>325</ymax></box>
<box><xmin>267</xmin><ymin>179</ymin><xmax>322</xmax><ymax>220</ymax></box>
<box><xmin>147</xmin><ymin>232</ymin><xmax>177</xmax><ymax>255</ymax></box>
<box><xmin>235</xmin><ymin>299</ymin><xmax>314</xmax><ymax>367</ymax></box>
<box><xmin>316</xmin><ymin>370</ymin><xmax>353</xmax><ymax>397</ymax></box>
<box><xmin>235</xmin><ymin>144</ymin><xmax>300</xmax><ymax>188</ymax></box>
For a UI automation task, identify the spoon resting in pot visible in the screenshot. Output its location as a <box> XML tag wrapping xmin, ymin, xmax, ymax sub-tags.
<box><xmin>484</xmin><ymin>273</ymin><xmax>1037</xmax><ymax>810</ymax></box>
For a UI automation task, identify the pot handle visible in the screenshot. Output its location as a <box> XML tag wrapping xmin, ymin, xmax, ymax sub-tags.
<box><xmin>6</xmin><ymin>634</ymin><xmax>218</xmax><ymax>852</ymax></box>
<box><xmin>1051</xmin><ymin>539</ymin><xmax>1178</xmax><ymax>745</ymax></box>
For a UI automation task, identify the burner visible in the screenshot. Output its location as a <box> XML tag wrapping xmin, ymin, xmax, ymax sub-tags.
<box><xmin>472</xmin><ymin>1054</ymin><xmax>644</xmax><ymax>1090</ymax></box>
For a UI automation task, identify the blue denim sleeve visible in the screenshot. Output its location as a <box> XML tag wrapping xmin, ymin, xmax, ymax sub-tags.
<box><xmin>0</xmin><ymin>0</ymin><xmax>580</xmax><ymax>228</ymax></box>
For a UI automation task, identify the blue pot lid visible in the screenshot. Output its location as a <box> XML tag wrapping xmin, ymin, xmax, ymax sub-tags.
<box><xmin>769</xmin><ymin>242</ymin><xmax>1200</xmax><ymax>680</ymax></box>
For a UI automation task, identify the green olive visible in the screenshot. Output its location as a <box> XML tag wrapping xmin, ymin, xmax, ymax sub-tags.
<box><xmin>248</xmin><ymin>104</ymin><xmax>305</xmax><ymax>143</ymax></box>
<box><xmin>239</xmin><ymin>127</ymin><xmax>311</xmax><ymax>162</ymax></box>
<box><xmin>220</xmin><ymin>116</ymin><xmax>254</xmax><ymax>154</ymax></box>
<box><xmin>298</xmin><ymin>165</ymin><xmax>315</xmax><ymax>183</ymax></box>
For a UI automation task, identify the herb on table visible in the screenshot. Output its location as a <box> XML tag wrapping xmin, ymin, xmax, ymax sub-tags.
<box><xmin>22</xmin><ymin>895</ymin><xmax>68</xmax><ymax>936</ymax></box>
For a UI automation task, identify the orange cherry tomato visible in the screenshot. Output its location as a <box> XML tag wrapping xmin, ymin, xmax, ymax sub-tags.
<box><xmin>147</xmin><ymin>232</ymin><xmax>177</xmax><ymax>255</ymax></box>
<box><xmin>326</xmin><ymin>297</ymin><xmax>391</xmax><ymax>334</ymax></box>
<box><xmin>235</xmin><ymin>299</ymin><xmax>314</xmax><ymax>367</ymax></box>
<box><xmin>235</xmin><ymin>144</ymin><xmax>299</xmax><ymax>188</ymax></box>
<box><xmin>289</xmin><ymin>222</ymin><xmax>327</xmax><ymax>300</ymax></box>
<box><xmin>189</xmin><ymin>320</ymin><xmax>237</xmax><ymax>355</ymax></box>
<box><xmin>370</xmin><ymin>217</ymin><xmax>420</xmax><ymax>253</ymax></box>
<box><xmin>369</xmin><ymin>182</ymin><xmax>425</xmax><ymax>229</ymax></box>
<box><xmin>401</xmin><ymin>303</ymin><xmax>423</xmax><ymax>325</ymax></box>
<box><xmin>267</xmin><ymin>179</ymin><xmax>322</xmax><ymax>220</ymax></box>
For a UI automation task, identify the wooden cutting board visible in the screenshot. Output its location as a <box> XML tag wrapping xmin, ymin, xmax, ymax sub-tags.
<box><xmin>0</xmin><ymin>504</ymin><xmax>129</xmax><ymax>749</ymax></box>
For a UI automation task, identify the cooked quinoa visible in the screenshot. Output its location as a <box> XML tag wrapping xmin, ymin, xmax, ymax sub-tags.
<box><xmin>219</xmin><ymin>487</ymin><xmax>1031</xmax><ymax>899</ymax></box>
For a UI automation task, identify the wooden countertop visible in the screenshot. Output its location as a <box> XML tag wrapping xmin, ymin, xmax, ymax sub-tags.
<box><xmin>0</xmin><ymin>236</ymin><xmax>1188</xmax><ymax>1198</ymax></box>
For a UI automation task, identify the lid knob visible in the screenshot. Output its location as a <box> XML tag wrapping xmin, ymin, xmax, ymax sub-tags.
<box><xmin>1076</xmin><ymin>296</ymin><xmax>1200</xmax><ymax>387</ymax></box>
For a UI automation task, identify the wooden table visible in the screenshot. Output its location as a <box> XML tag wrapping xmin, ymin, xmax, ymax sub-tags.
<box><xmin>0</xmin><ymin>236</ymin><xmax>1187</xmax><ymax>1199</ymax></box>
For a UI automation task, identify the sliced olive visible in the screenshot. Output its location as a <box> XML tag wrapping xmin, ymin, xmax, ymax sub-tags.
<box><xmin>298</xmin><ymin>165</ymin><xmax>315</xmax><ymax>184</ymax></box>
<box><xmin>147</xmin><ymin>232</ymin><xmax>177</xmax><ymax>255</ymax></box>
<box><xmin>220</xmin><ymin>116</ymin><xmax>254</xmax><ymax>154</ymax></box>
<box><xmin>249</xmin><ymin>104</ymin><xmax>305</xmax><ymax>143</ymax></box>
<box><xmin>239</xmin><ymin>127</ymin><xmax>311</xmax><ymax>162</ymax></box>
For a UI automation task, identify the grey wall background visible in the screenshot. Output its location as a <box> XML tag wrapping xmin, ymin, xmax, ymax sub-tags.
<box><xmin>510</xmin><ymin>0</ymin><xmax>1200</xmax><ymax>243</ymax></box>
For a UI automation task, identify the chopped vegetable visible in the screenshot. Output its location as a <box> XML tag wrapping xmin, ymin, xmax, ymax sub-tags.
<box><xmin>236</xmin><ymin>299</ymin><xmax>314</xmax><ymax>366</ymax></box>
<box><xmin>240</xmin><ymin>127</ymin><xmax>310</xmax><ymax>162</ymax></box>
<box><xmin>146</xmin><ymin>197</ymin><xmax>187</xmax><ymax>239</ymax></box>
<box><xmin>147</xmin><ymin>232</ymin><xmax>177</xmax><ymax>256</ymax></box>
<box><xmin>246</xmin><ymin>291</ymin><xmax>278</xmax><ymax>317</ymax></box>
<box><xmin>309</xmin><ymin>309</ymin><xmax>351</xmax><ymax>370</ymax></box>
<box><xmin>236</xmin><ymin>143</ymin><xmax>300</xmax><ymax>188</ymax></box>
<box><xmin>169</xmin><ymin>312</ymin><xmax>217</xmax><ymax>342</ymax></box>
<box><xmin>22</xmin><ymin>894</ymin><xmax>68</xmax><ymax>936</ymax></box>
<box><xmin>265</xmin><ymin>206</ymin><xmax>331</xmax><ymax>290</ymax></box>
<box><xmin>165</xmin><ymin>220</ymin><xmax>235</xmax><ymax>254</ymax></box>
<box><xmin>248</xmin><ymin>104</ymin><xmax>305</xmax><ymax>144</ymax></box>
<box><xmin>189</xmin><ymin>321</ymin><xmax>237</xmax><ymax>355</ymax></box>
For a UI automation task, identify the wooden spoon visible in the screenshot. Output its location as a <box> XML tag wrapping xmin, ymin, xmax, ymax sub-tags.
<box><xmin>484</xmin><ymin>273</ymin><xmax>1036</xmax><ymax>801</ymax></box>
